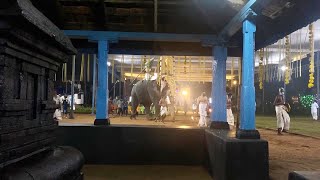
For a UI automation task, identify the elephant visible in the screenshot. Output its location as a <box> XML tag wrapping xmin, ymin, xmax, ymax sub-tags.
<box><xmin>130</xmin><ymin>79</ymin><xmax>167</xmax><ymax>120</ymax></box>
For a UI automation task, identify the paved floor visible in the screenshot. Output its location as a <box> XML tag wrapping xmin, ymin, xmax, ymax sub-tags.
<box><xmin>59</xmin><ymin>113</ymin><xmax>201</xmax><ymax>127</ymax></box>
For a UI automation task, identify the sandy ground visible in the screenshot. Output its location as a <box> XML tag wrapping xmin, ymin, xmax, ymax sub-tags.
<box><xmin>260</xmin><ymin>130</ymin><xmax>320</xmax><ymax>180</ymax></box>
<box><xmin>60</xmin><ymin>114</ymin><xmax>320</xmax><ymax>180</ymax></box>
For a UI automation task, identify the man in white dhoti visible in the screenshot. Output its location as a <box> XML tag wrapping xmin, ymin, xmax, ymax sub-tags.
<box><xmin>158</xmin><ymin>97</ymin><xmax>167</xmax><ymax>122</ymax></box>
<box><xmin>311</xmin><ymin>100</ymin><xmax>319</xmax><ymax>120</ymax></box>
<box><xmin>53</xmin><ymin>94</ymin><xmax>62</xmax><ymax>121</ymax></box>
<box><xmin>282</xmin><ymin>103</ymin><xmax>290</xmax><ymax>133</ymax></box>
<box><xmin>273</xmin><ymin>88</ymin><xmax>288</xmax><ymax>135</ymax></box>
<box><xmin>226</xmin><ymin>93</ymin><xmax>235</xmax><ymax>129</ymax></box>
<box><xmin>53</xmin><ymin>109</ymin><xmax>62</xmax><ymax>121</ymax></box>
<box><xmin>197</xmin><ymin>92</ymin><xmax>208</xmax><ymax>127</ymax></box>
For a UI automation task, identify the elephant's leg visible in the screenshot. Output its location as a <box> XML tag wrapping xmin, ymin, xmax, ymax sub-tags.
<box><xmin>144</xmin><ymin>104</ymin><xmax>153</xmax><ymax>120</ymax></box>
<box><xmin>170</xmin><ymin>104</ymin><xmax>175</xmax><ymax>122</ymax></box>
<box><xmin>130</xmin><ymin>94</ymin><xmax>139</xmax><ymax>120</ymax></box>
<box><xmin>154</xmin><ymin>101</ymin><xmax>160</xmax><ymax>120</ymax></box>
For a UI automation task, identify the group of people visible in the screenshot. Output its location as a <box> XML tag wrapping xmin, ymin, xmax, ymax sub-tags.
<box><xmin>109</xmin><ymin>97</ymin><xmax>129</xmax><ymax>116</ymax></box>
<box><xmin>53</xmin><ymin>94</ymin><xmax>75</xmax><ymax>120</ymax></box>
<box><xmin>109</xmin><ymin>97</ymin><xmax>153</xmax><ymax>116</ymax></box>
<box><xmin>195</xmin><ymin>92</ymin><xmax>235</xmax><ymax>129</ymax></box>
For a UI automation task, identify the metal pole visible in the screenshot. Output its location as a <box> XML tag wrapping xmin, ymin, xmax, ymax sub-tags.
<box><xmin>64</xmin><ymin>63</ymin><xmax>67</xmax><ymax>94</ymax></box>
<box><xmin>154</xmin><ymin>0</ymin><xmax>158</xmax><ymax>32</ymax></box>
<box><xmin>262</xmin><ymin>83</ymin><xmax>265</xmax><ymax>114</ymax></box>
<box><xmin>92</xmin><ymin>54</ymin><xmax>97</xmax><ymax>115</ymax></box>
<box><xmin>113</xmin><ymin>80</ymin><xmax>116</xmax><ymax>98</ymax></box>
<box><xmin>70</xmin><ymin>55</ymin><xmax>75</xmax><ymax>119</ymax></box>
<box><xmin>284</xmin><ymin>80</ymin><xmax>286</xmax><ymax>103</ymax></box>
<box><xmin>317</xmin><ymin>52</ymin><xmax>320</xmax><ymax>119</ymax></box>
<box><xmin>317</xmin><ymin>52</ymin><xmax>319</xmax><ymax>100</ymax></box>
<box><xmin>119</xmin><ymin>80</ymin><xmax>122</xmax><ymax>98</ymax></box>
<box><xmin>65</xmin><ymin>81</ymin><xmax>67</xmax><ymax>94</ymax></box>
<box><xmin>236</xmin><ymin>57</ymin><xmax>242</xmax><ymax>130</ymax></box>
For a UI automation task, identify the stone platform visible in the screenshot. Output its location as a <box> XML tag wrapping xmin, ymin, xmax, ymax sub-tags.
<box><xmin>57</xmin><ymin>124</ymin><xmax>269</xmax><ymax>180</ymax></box>
<box><xmin>56</xmin><ymin>124</ymin><xmax>206</xmax><ymax>165</ymax></box>
<box><xmin>205</xmin><ymin>129</ymin><xmax>269</xmax><ymax>180</ymax></box>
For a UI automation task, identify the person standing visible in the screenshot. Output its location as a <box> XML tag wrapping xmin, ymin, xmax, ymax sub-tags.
<box><xmin>311</xmin><ymin>100</ymin><xmax>319</xmax><ymax>120</ymax></box>
<box><xmin>282</xmin><ymin>103</ymin><xmax>291</xmax><ymax>133</ymax></box>
<box><xmin>122</xmin><ymin>100</ymin><xmax>128</xmax><ymax>116</ymax></box>
<box><xmin>183</xmin><ymin>100</ymin><xmax>188</xmax><ymax>116</ymax></box>
<box><xmin>158</xmin><ymin>97</ymin><xmax>167</xmax><ymax>122</ymax></box>
<box><xmin>227</xmin><ymin>93</ymin><xmax>235</xmax><ymax>130</ymax></box>
<box><xmin>62</xmin><ymin>94</ymin><xmax>69</xmax><ymax>118</ymax></box>
<box><xmin>117</xmin><ymin>98</ymin><xmax>123</xmax><ymax>116</ymax></box>
<box><xmin>53</xmin><ymin>94</ymin><xmax>62</xmax><ymax>121</ymax></box>
<box><xmin>192</xmin><ymin>100</ymin><xmax>197</xmax><ymax>115</ymax></box>
<box><xmin>128</xmin><ymin>102</ymin><xmax>132</xmax><ymax>115</ymax></box>
<box><xmin>273</xmin><ymin>88</ymin><xmax>286</xmax><ymax>135</ymax></box>
<box><xmin>197</xmin><ymin>92</ymin><xmax>208</xmax><ymax>127</ymax></box>
<box><xmin>140</xmin><ymin>105</ymin><xmax>145</xmax><ymax>114</ymax></box>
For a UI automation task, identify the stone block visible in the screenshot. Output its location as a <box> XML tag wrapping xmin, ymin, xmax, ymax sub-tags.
<box><xmin>205</xmin><ymin>129</ymin><xmax>269</xmax><ymax>180</ymax></box>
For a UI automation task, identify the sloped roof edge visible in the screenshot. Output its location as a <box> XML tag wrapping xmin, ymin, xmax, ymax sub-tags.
<box><xmin>16</xmin><ymin>0</ymin><xmax>77</xmax><ymax>54</ymax></box>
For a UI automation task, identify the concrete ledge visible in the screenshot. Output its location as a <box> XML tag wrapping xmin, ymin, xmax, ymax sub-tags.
<box><xmin>205</xmin><ymin>129</ymin><xmax>269</xmax><ymax>180</ymax></box>
<box><xmin>289</xmin><ymin>171</ymin><xmax>320</xmax><ymax>180</ymax></box>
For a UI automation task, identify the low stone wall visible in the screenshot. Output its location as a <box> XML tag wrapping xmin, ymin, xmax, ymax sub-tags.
<box><xmin>57</xmin><ymin>125</ymin><xmax>270</xmax><ymax>180</ymax></box>
<box><xmin>56</xmin><ymin>125</ymin><xmax>207</xmax><ymax>165</ymax></box>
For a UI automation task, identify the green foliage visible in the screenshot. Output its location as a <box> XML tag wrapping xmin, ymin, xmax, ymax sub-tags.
<box><xmin>75</xmin><ymin>106</ymin><xmax>95</xmax><ymax>114</ymax></box>
<box><xmin>299</xmin><ymin>95</ymin><xmax>314</xmax><ymax>109</ymax></box>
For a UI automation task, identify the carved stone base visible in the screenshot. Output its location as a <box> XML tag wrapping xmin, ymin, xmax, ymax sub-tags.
<box><xmin>3</xmin><ymin>146</ymin><xmax>84</xmax><ymax>180</ymax></box>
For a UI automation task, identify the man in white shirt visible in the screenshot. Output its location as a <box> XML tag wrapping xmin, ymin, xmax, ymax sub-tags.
<box><xmin>311</xmin><ymin>100</ymin><xmax>319</xmax><ymax>120</ymax></box>
<box><xmin>197</xmin><ymin>92</ymin><xmax>208</xmax><ymax>127</ymax></box>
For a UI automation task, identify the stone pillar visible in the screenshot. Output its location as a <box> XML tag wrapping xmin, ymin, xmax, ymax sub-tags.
<box><xmin>210</xmin><ymin>46</ymin><xmax>229</xmax><ymax>129</ymax></box>
<box><xmin>236</xmin><ymin>20</ymin><xmax>260</xmax><ymax>139</ymax></box>
<box><xmin>94</xmin><ymin>40</ymin><xmax>110</xmax><ymax>125</ymax></box>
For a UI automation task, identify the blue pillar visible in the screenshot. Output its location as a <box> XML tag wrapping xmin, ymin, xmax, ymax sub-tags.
<box><xmin>91</xmin><ymin>54</ymin><xmax>97</xmax><ymax>115</ymax></box>
<box><xmin>94</xmin><ymin>40</ymin><xmax>110</xmax><ymax>125</ymax></box>
<box><xmin>236</xmin><ymin>20</ymin><xmax>260</xmax><ymax>139</ymax></box>
<box><xmin>210</xmin><ymin>46</ymin><xmax>229</xmax><ymax>129</ymax></box>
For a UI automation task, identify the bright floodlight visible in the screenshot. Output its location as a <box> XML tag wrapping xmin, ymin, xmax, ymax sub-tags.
<box><xmin>233</xmin><ymin>80</ymin><xmax>237</xmax><ymax>85</ymax></box>
<box><xmin>182</xmin><ymin>90</ymin><xmax>187</xmax><ymax>95</ymax></box>
<box><xmin>281</xmin><ymin>65</ymin><xmax>287</xmax><ymax>71</ymax></box>
<box><xmin>209</xmin><ymin>98</ymin><xmax>212</xmax><ymax>103</ymax></box>
<box><xmin>107</xmin><ymin>61</ymin><xmax>111</xmax><ymax>66</ymax></box>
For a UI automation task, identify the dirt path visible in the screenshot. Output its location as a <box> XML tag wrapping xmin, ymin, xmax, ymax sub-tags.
<box><xmin>259</xmin><ymin>129</ymin><xmax>320</xmax><ymax>180</ymax></box>
<box><xmin>60</xmin><ymin>114</ymin><xmax>320</xmax><ymax>180</ymax></box>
